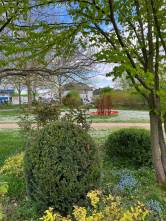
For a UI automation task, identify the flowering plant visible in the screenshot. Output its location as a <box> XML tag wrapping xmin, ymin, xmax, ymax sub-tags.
<box><xmin>41</xmin><ymin>190</ymin><xmax>149</xmax><ymax>221</ymax></box>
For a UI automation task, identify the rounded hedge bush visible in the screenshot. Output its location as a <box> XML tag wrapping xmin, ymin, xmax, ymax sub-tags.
<box><xmin>105</xmin><ymin>128</ymin><xmax>152</xmax><ymax>167</ymax></box>
<box><xmin>24</xmin><ymin>121</ymin><xmax>100</xmax><ymax>214</ymax></box>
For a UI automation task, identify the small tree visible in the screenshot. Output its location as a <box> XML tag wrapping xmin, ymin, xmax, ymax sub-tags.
<box><xmin>63</xmin><ymin>90</ymin><xmax>82</xmax><ymax>108</ymax></box>
<box><xmin>95</xmin><ymin>87</ymin><xmax>112</xmax><ymax>115</ymax></box>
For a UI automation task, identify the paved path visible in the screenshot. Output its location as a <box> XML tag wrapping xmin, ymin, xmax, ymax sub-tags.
<box><xmin>0</xmin><ymin>122</ymin><xmax>150</xmax><ymax>129</ymax></box>
<box><xmin>91</xmin><ymin>122</ymin><xmax>150</xmax><ymax>129</ymax></box>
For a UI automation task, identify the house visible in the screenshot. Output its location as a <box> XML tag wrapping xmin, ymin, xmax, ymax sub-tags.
<box><xmin>63</xmin><ymin>83</ymin><xmax>93</xmax><ymax>103</ymax></box>
<box><xmin>0</xmin><ymin>89</ymin><xmax>14</xmax><ymax>104</ymax></box>
<box><xmin>93</xmin><ymin>88</ymin><xmax>101</xmax><ymax>97</ymax></box>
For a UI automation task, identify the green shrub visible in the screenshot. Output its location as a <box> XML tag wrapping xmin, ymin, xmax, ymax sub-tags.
<box><xmin>9</xmin><ymin>199</ymin><xmax>39</xmax><ymax>221</ymax></box>
<box><xmin>105</xmin><ymin>128</ymin><xmax>152</xmax><ymax>167</ymax></box>
<box><xmin>24</xmin><ymin>121</ymin><xmax>100</xmax><ymax>214</ymax></box>
<box><xmin>0</xmin><ymin>152</ymin><xmax>24</xmax><ymax>177</ymax></box>
<box><xmin>111</xmin><ymin>91</ymin><xmax>147</xmax><ymax>109</ymax></box>
<box><xmin>0</xmin><ymin>181</ymin><xmax>8</xmax><ymax>220</ymax></box>
<box><xmin>33</xmin><ymin>101</ymin><xmax>60</xmax><ymax>126</ymax></box>
<box><xmin>62</xmin><ymin>90</ymin><xmax>82</xmax><ymax>108</ymax></box>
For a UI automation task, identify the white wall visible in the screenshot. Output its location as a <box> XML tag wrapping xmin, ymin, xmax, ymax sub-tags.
<box><xmin>12</xmin><ymin>96</ymin><xmax>28</xmax><ymax>105</ymax></box>
<box><xmin>63</xmin><ymin>90</ymin><xmax>93</xmax><ymax>103</ymax></box>
<box><xmin>80</xmin><ymin>91</ymin><xmax>93</xmax><ymax>103</ymax></box>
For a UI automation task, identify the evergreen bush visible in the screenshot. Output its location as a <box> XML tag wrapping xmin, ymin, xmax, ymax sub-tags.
<box><xmin>105</xmin><ymin>128</ymin><xmax>152</xmax><ymax>167</ymax></box>
<box><xmin>24</xmin><ymin>121</ymin><xmax>100</xmax><ymax>214</ymax></box>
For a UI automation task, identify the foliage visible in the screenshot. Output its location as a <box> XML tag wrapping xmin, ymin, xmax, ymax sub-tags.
<box><xmin>0</xmin><ymin>152</ymin><xmax>24</xmax><ymax>177</ymax></box>
<box><xmin>8</xmin><ymin>199</ymin><xmax>39</xmax><ymax>221</ymax></box>
<box><xmin>105</xmin><ymin>128</ymin><xmax>152</xmax><ymax>167</ymax></box>
<box><xmin>24</xmin><ymin>121</ymin><xmax>100</xmax><ymax>214</ymax></box>
<box><xmin>116</xmin><ymin>174</ymin><xmax>139</xmax><ymax>194</ymax></box>
<box><xmin>18</xmin><ymin>110</ymin><xmax>34</xmax><ymax>136</ymax></box>
<box><xmin>0</xmin><ymin>129</ymin><xmax>166</xmax><ymax>220</ymax></box>
<box><xmin>100</xmin><ymin>87</ymin><xmax>113</xmax><ymax>96</ymax></box>
<box><xmin>62</xmin><ymin>90</ymin><xmax>82</xmax><ymax>108</ymax></box>
<box><xmin>111</xmin><ymin>91</ymin><xmax>147</xmax><ymax>109</ymax></box>
<box><xmin>0</xmin><ymin>181</ymin><xmax>8</xmax><ymax>221</ymax></box>
<box><xmin>33</xmin><ymin>101</ymin><xmax>60</xmax><ymax>127</ymax></box>
<box><xmin>0</xmin><ymin>152</ymin><xmax>25</xmax><ymax>199</ymax></box>
<box><xmin>41</xmin><ymin>190</ymin><xmax>149</xmax><ymax>221</ymax></box>
<box><xmin>146</xmin><ymin>199</ymin><xmax>164</xmax><ymax>216</ymax></box>
<box><xmin>62</xmin><ymin>108</ymin><xmax>91</xmax><ymax>131</ymax></box>
<box><xmin>18</xmin><ymin>103</ymin><xmax>90</xmax><ymax>134</ymax></box>
<box><xmin>18</xmin><ymin>101</ymin><xmax>60</xmax><ymax>133</ymax></box>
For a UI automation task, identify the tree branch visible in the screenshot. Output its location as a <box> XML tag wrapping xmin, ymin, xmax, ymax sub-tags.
<box><xmin>150</xmin><ymin>0</ymin><xmax>166</xmax><ymax>55</ymax></box>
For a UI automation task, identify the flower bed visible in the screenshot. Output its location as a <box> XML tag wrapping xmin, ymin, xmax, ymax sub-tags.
<box><xmin>90</xmin><ymin>110</ymin><xmax>119</xmax><ymax>116</ymax></box>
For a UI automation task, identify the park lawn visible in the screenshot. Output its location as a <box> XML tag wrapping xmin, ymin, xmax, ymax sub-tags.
<box><xmin>0</xmin><ymin>109</ymin><xmax>20</xmax><ymax>116</ymax></box>
<box><xmin>0</xmin><ymin>129</ymin><xmax>24</xmax><ymax>167</ymax></box>
<box><xmin>0</xmin><ymin>129</ymin><xmax>165</xmax><ymax>220</ymax></box>
<box><xmin>0</xmin><ymin>107</ymin><xmax>150</xmax><ymax>123</ymax></box>
<box><xmin>0</xmin><ymin>109</ymin><xmax>21</xmax><ymax>123</ymax></box>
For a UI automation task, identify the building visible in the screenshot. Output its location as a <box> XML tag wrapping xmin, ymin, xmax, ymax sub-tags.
<box><xmin>0</xmin><ymin>89</ymin><xmax>14</xmax><ymax>104</ymax></box>
<box><xmin>63</xmin><ymin>83</ymin><xmax>93</xmax><ymax>103</ymax></box>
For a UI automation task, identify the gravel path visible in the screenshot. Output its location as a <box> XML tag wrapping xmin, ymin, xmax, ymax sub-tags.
<box><xmin>0</xmin><ymin>122</ymin><xmax>150</xmax><ymax>129</ymax></box>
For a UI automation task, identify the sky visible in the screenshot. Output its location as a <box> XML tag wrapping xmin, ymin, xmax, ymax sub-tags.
<box><xmin>90</xmin><ymin>63</ymin><xmax>115</xmax><ymax>88</ymax></box>
<box><xmin>51</xmin><ymin>6</ymin><xmax>115</xmax><ymax>88</ymax></box>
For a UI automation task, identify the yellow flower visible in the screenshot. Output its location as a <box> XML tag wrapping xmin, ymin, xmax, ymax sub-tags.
<box><xmin>40</xmin><ymin>208</ymin><xmax>56</xmax><ymax>221</ymax></box>
<box><xmin>73</xmin><ymin>206</ymin><xmax>87</xmax><ymax>221</ymax></box>
<box><xmin>41</xmin><ymin>208</ymin><xmax>72</xmax><ymax>221</ymax></box>
<box><xmin>87</xmin><ymin>190</ymin><xmax>101</xmax><ymax>208</ymax></box>
<box><xmin>41</xmin><ymin>191</ymin><xmax>150</xmax><ymax>221</ymax></box>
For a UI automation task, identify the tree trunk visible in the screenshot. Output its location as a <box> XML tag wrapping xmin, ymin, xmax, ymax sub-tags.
<box><xmin>18</xmin><ymin>89</ymin><xmax>21</xmax><ymax>106</ymax></box>
<box><xmin>26</xmin><ymin>76</ymin><xmax>32</xmax><ymax>110</ymax></box>
<box><xmin>59</xmin><ymin>86</ymin><xmax>62</xmax><ymax>104</ymax></box>
<box><xmin>149</xmin><ymin>111</ymin><xmax>166</xmax><ymax>184</ymax></box>
<box><xmin>18</xmin><ymin>83</ymin><xmax>22</xmax><ymax>106</ymax></box>
<box><xmin>163</xmin><ymin>113</ymin><xmax>166</xmax><ymax>136</ymax></box>
<box><xmin>158</xmin><ymin>117</ymin><xmax>166</xmax><ymax>173</ymax></box>
<box><xmin>32</xmin><ymin>89</ymin><xmax>36</xmax><ymax>103</ymax></box>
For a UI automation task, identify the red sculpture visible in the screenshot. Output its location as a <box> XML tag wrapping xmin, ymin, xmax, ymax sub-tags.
<box><xmin>90</xmin><ymin>94</ymin><xmax>119</xmax><ymax>116</ymax></box>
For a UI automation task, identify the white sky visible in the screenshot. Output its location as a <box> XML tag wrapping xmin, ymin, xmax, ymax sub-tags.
<box><xmin>90</xmin><ymin>63</ymin><xmax>115</xmax><ymax>88</ymax></box>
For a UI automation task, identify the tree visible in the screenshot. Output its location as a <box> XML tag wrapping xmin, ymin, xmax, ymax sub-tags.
<box><xmin>1</xmin><ymin>76</ymin><xmax>26</xmax><ymax>106</ymax></box>
<box><xmin>63</xmin><ymin>90</ymin><xmax>82</xmax><ymax>108</ymax></box>
<box><xmin>51</xmin><ymin>0</ymin><xmax>166</xmax><ymax>183</ymax></box>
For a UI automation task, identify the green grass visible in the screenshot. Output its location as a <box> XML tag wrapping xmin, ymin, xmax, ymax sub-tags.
<box><xmin>0</xmin><ymin>130</ymin><xmax>24</xmax><ymax>166</ymax></box>
<box><xmin>0</xmin><ymin>108</ymin><xmax>150</xmax><ymax>123</ymax></box>
<box><xmin>0</xmin><ymin>109</ymin><xmax>21</xmax><ymax>116</ymax></box>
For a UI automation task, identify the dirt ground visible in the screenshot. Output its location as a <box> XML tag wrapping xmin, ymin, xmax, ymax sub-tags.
<box><xmin>0</xmin><ymin>122</ymin><xmax>150</xmax><ymax>129</ymax></box>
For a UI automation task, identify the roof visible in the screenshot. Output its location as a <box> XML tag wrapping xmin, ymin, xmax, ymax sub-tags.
<box><xmin>93</xmin><ymin>88</ymin><xmax>101</xmax><ymax>96</ymax></box>
<box><xmin>63</xmin><ymin>83</ymin><xmax>93</xmax><ymax>91</ymax></box>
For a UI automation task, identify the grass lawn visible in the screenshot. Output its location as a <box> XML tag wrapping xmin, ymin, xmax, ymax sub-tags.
<box><xmin>0</xmin><ymin>109</ymin><xmax>20</xmax><ymax>116</ymax></box>
<box><xmin>0</xmin><ymin>108</ymin><xmax>150</xmax><ymax>123</ymax></box>
<box><xmin>0</xmin><ymin>128</ymin><xmax>166</xmax><ymax>220</ymax></box>
<box><xmin>0</xmin><ymin>109</ymin><xmax>21</xmax><ymax>122</ymax></box>
<box><xmin>0</xmin><ymin>129</ymin><xmax>24</xmax><ymax>166</ymax></box>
